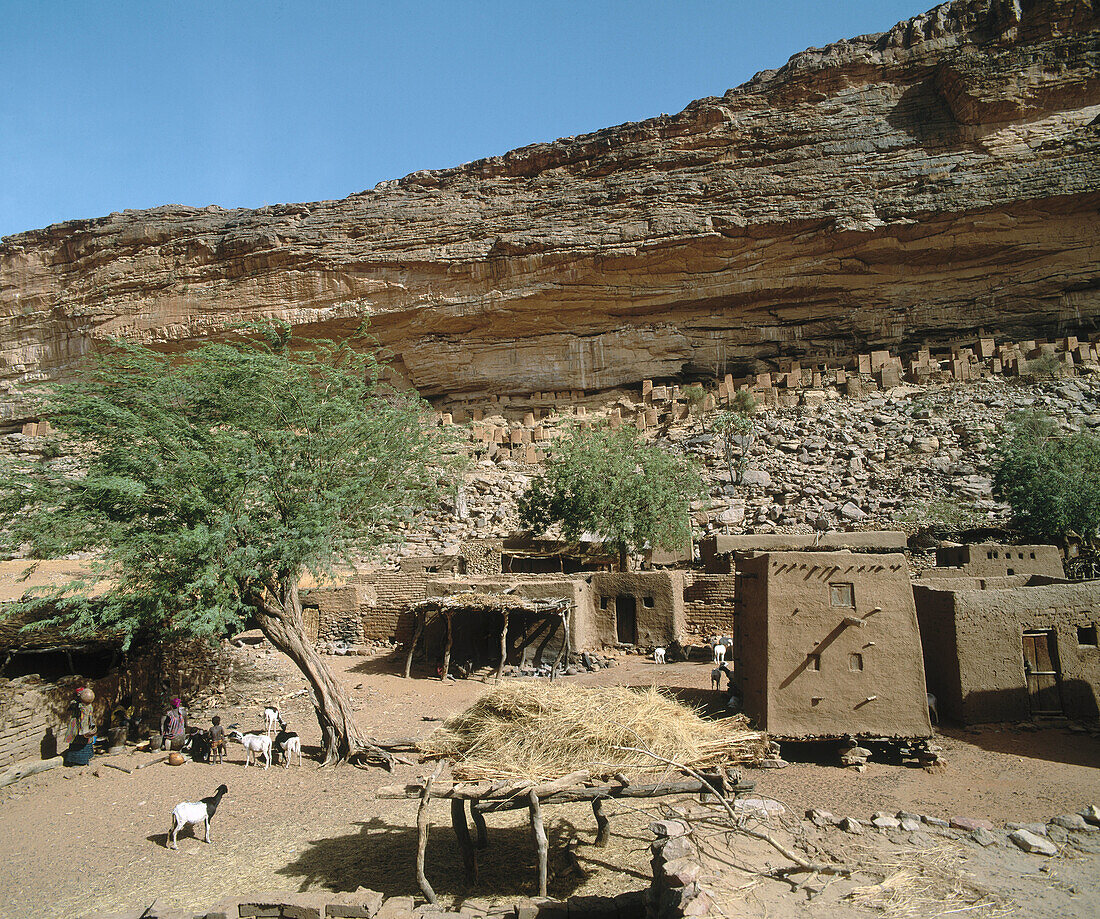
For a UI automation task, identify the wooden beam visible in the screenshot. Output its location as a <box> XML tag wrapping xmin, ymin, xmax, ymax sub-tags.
<box><xmin>528</xmin><ymin>789</ymin><xmax>549</xmax><ymax>898</ymax></box>
<box><xmin>496</xmin><ymin>610</ymin><xmax>509</xmax><ymax>681</ymax></box>
<box><xmin>0</xmin><ymin>755</ymin><xmax>63</xmax><ymax>789</ymax></box>
<box><xmin>451</xmin><ymin>798</ymin><xmax>478</xmax><ymax>885</ymax></box>
<box><xmin>404</xmin><ymin>611</ymin><xmax>424</xmax><ymax>679</ymax></box>
<box><xmin>440</xmin><ymin>612</ymin><xmax>453</xmax><ymax>681</ymax></box>
<box><xmin>416</xmin><ymin>766</ymin><xmax>442</xmax><ymax>905</ymax></box>
<box><xmin>592</xmin><ymin>797</ymin><xmax>610</xmax><ymax>847</ymax></box>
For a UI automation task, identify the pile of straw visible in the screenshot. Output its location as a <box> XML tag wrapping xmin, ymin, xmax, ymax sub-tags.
<box><xmin>848</xmin><ymin>844</ymin><xmax>1010</xmax><ymax>918</ymax></box>
<box><xmin>419</xmin><ymin>682</ymin><xmax>767</xmax><ymax>782</ymax></box>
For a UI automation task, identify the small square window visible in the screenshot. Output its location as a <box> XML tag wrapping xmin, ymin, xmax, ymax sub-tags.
<box><xmin>987</xmin><ymin>551</ymin><xmax>994</xmax><ymax>559</ymax></box>
<box><xmin>600</xmin><ymin>597</ymin><xmax>610</xmax><ymax>610</ymax></box>
<box><xmin>849</xmin><ymin>652</ymin><xmax>864</xmax><ymax>671</ymax></box>
<box><xmin>1030</xmin><ymin>552</ymin><xmax>1036</xmax><ymax>559</ymax></box>
<box><xmin>808</xmin><ymin>654</ymin><xmax>821</xmax><ymax>671</ymax></box>
<box><xmin>1078</xmin><ymin>624</ymin><xmax>1097</xmax><ymax>647</ymax></box>
<box><xmin>830</xmin><ymin>583</ymin><xmax>854</xmax><ymax>608</ymax></box>
<box><xmin>1007</xmin><ymin>568</ymin><xmax>1015</xmax><ymax>576</ymax></box>
<box><xmin>643</xmin><ymin>596</ymin><xmax>655</xmax><ymax>608</ymax></box>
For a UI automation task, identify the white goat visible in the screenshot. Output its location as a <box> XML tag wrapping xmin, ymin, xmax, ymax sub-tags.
<box><xmin>273</xmin><ymin>717</ymin><xmax>303</xmax><ymax>768</ymax></box>
<box><xmin>653</xmin><ymin>647</ymin><xmax>666</xmax><ymax>665</ymax></box>
<box><xmin>169</xmin><ymin>784</ymin><xmax>227</xmax><ymax>849</ymax></box>
<box><xmin>263</xmin><ymin>706</ymin><xmax>280</xmax><ymax>737</ymax></box>
<box><xmin>228</xmin><ymin>729</ymin><xmax>272</xmax><ymax>769</ymax></box>
<box><xmin>927</xmin><ymin>692</ymin><xmax>939</xmax><ymax>726</ymax></box>
<box><xmin>713</xmin><ymin>639</ymin><xmax>727</xmax><ymax>665</ymax></box>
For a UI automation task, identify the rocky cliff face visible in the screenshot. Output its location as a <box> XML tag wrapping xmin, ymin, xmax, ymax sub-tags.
<box><xmin>2</xmin><ymin>0</ymin><xmax>1099</xmax><ymax>422</ymax></box>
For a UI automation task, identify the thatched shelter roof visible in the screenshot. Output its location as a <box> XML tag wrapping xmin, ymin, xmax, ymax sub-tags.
<box><xmin>409</xmin><ymin>591</ymin><xmax>570</xmax><ymax>615</ymax></box>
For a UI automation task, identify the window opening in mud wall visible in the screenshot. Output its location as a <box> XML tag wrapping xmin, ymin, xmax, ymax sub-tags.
<box><xmin>1078</xmin><ymin>623</ymin><xmax>1097</xmax><ymax>647</ymax></box>
<box><xmin>830</xmin><ymin>583</ymin><xmax>854</xmax><ymax>608</ymax></box>
<box><xmin>849</xmin><ymin>652</ymin><xmax>864</xmax><ymax>671</ymax></box>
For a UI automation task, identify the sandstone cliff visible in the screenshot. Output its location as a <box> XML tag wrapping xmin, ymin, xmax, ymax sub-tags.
<box><xmin>2</xmin><ymin>0</ymin><xmax>1099</xmax><ymax>422</ymax></box>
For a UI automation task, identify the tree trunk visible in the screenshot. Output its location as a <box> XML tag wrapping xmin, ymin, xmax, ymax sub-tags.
<box><xmin>251</xmin><ymin>577</ymin><xmax>394</xmax><ymax>769</ymax></box>
<box><xmin>618</xmin><ymin>544</ymin><xmax>631</xmax><ymax>571</ymax></box>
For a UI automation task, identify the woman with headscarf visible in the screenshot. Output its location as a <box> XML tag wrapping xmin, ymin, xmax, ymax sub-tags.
<box><xmin>160</xmin><ymin>697</ymin><xmax>188</xmax><ymax>751</ymax></box>
<box><xmin>63</xmin><ymin>687</ymin><xmax>97</xmax><ymax>765</ymax></box>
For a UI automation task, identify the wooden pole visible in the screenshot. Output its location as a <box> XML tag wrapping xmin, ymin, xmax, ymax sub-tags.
<box><xmin>440</xmin><ymin>612</ymin><xmax>453</xmax><ymax>681</ymax></box>
<box><xmin>528</xmin><ymin>789</ymin><xmax>549</xmax><ymax>898</ymax></box>
<box><xmin>470</xmin><ymin>799</ymin><xmax>488</xmax><ymax>849</ymax></box>
<box><xmin>496</xmin><ymin>610</ymin><xmax>509</xmax><ymax>681</ymax></box>
<box><xmin>416</xmin><ymin>765</ymin><xmax>442</xmax><ymax>905</ymax></box>
<box><xmin>404</xmin><ymin>611</ymin><xmax>425</xmax><ymax>679</ymax></box>
<box><xmin>0</xmin><ymin>755</ymin><xmax>63</xmax><ymax>789</ymax></box>
<box><xmin>451</xmin><ymin>798</ymin><xmax>478</xmax><ymax>885</ymax></box>
<box><xmin>592</xmin><ymin>797</ymin><xmax>610</xmax><ymax>847</ymax></box>
<box><xmin>550</xmin><ymin>610</ymin><xmax>569</xmax><ymax>681</ymax></box>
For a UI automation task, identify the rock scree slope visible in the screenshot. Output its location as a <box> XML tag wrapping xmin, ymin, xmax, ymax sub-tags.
<box><xmin>2</xmin><ymin>0</ymin><xmax>1099</xmax><ymax>423</ymax></box>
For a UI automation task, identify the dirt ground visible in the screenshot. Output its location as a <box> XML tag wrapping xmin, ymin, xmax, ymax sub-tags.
<box><xmin>0</xmin><ymin>647</ymin><xmax>1098</xmax><ymax>919</ymax></box>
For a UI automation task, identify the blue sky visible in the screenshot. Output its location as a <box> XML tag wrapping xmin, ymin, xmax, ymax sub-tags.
<box><xmin>1</xmin><ymin>1</ymin><xmax>928</xmax><ymax>239</ymax></box>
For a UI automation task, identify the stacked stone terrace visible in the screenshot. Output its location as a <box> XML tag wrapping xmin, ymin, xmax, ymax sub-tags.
<box><xmin>434</xmin><ymin>332</ymin><xmax>1100</xmax><ymax>467</ymax></box>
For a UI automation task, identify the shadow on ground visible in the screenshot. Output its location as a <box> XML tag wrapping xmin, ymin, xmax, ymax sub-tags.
<box><xmin>940</xmin><ymin>724</ymin><xmax>1100</xmax><ymax>769</ymax></box>
<box><xmin>349</xmin><ymin>651</ymin><xmax>408</xmax><ymax>676</ymax></box>
<box><xmin>276</xmin><ymin>813</ymin><xmax>612</xmax><ymax>901</ymax></box>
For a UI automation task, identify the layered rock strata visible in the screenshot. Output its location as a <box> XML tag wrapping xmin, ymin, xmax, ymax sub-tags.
<box><xmin>2</xmin><ymin>0</ymin><xmax>1100</xmax><ymax>422</ymax></box>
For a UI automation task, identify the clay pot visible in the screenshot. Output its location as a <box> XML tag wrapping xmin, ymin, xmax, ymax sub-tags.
<box><xmin>167</xmin><ymin>751</ymin><xmax>185</xmax><ymax>766</ymax></box>
<box><xmin>79</xmin><ymin>688</ymin><xmax>95</xmax><ymax>703</ymax></box>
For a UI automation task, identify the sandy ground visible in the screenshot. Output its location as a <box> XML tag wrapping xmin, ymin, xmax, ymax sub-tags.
<box><xmin>0</xmin><ymin>648</ymin><xmax>1098</xmax><ymax>919</ymax></box>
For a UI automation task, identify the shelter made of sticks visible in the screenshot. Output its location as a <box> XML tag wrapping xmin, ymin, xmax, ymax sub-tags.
<box><xmin>403</xmin><ymin>585</ymin><xmax>578</xmax><ymax>679</ymax></box>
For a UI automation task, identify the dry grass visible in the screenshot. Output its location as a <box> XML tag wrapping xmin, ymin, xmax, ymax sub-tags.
<box><xmin>848</xmin><ymin>843</ymin><xmax>1012</xmax><ymax>918</ymax></box>
<box><xmin>419</xmin><ymin>681</ymin><xmax>767</xmax><ymax>782</ymax></box>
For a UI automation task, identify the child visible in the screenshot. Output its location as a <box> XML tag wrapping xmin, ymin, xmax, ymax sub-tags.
<box><xmin>209</xmin><ymin>715</ymin><xmax>226</xmax><ymax>764</ymax></box>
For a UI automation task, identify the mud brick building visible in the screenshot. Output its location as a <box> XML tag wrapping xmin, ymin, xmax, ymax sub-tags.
<box><xmin>914</xmin><ymin>578</ymin><xmax>1100</xmax><ymax>724</ymax></box>
<box><xmin>735</xmin><ymin>550</ymin><xmax>931</xmax><ymax>740</ymax></box>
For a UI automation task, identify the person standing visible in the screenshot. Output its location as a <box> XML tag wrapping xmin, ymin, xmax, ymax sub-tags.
<box><xmin>160</xmin><ymin>697</ymin><xmax>188</xmax><ymax>751</ymax></box>
<box><xmin>63</xmin><ymin>687</ymin><xmax>97</xmax><ymax>765</ymax></box>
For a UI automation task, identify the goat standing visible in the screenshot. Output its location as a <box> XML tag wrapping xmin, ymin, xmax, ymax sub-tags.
<box><xmin>228</xmin><ymin>729</ymin><xmax>272</xmax><ymax>769</ymax></box>
<box><xmin>168</xmin><ymin>784</ymin><xmax>228</xmax><ymax>849</ymax></box>
<box><xmin>653</xmin><ymin>647</ymin><xmax>666</xmax><ymax>665</ymax></box>
<box><xmin>263</xmin><ymin>706</ymin><xmax>280</xmax><ymax>737</ymax></box>
<box><xmin>713</xmin><ymin>639</ymin><xmax>727</xmax><ymax>665</ymax></box>
<box><xmin>273</xmin><ymin>718</ymin><xmax>303</xmax><ymax>768</ymax></box>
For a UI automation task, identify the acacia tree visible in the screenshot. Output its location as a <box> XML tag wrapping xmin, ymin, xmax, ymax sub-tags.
<box><xmin>518</xmin><ymin>426</ymin><xmax>701</xmax><ymax>570</ymax></box>
<box><xmin>0</xmin><ymin>328</ymin><xmax>449</xmax><ymax>767</ymax></box>
<box><xmin>992</xmin><ymin>409</ymin><xmax>1100</xmax><ymax>544</ymax></box>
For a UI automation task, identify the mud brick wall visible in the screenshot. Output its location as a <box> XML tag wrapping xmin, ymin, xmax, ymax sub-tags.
<box><xmin>305</xmin><ymin>586</ymin><xmax>364</xmax><ymax>645</ymax></box>
<box><xmin>0</xmin><ymin>677</ymin><xmax>63</xmax><ymax>769</ymax></box>
<box><xmin>358</xmin><ymin>571</ymin><xmax>431</xmax><ymax>645</ymax></box>
<box><xmin>682</xmin><ymin>575</ymin><xmax>737</xmax><ymax>639</ymax></box>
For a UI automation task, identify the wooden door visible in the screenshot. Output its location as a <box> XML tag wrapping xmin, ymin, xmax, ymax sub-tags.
<box><xmin>616</xmin><ymin>595</ymin><xmax>637</xmax><ymax>645</ymax></box>
<box><xmin>1022</xmin><ymin>631</ymin><xmax>1062</xmax><ymax>715</ymax></box>
<box><xmin>302</xmin><ymin>604</ymin><xmax>320</xmax><ymax>643</ymax></box>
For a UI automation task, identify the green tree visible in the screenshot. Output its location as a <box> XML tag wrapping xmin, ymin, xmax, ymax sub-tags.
<box><xmin>0</xmin><ymin>328</ymin><xmax>449</xmax><ymax>766</ymax></box>
<box><xmin>713</xmin><ymin>390</ymin><xmax>758</xmax><ymax>485</ymax></box>
<box><xmin>992</xmin><ymin>409</ymin><xmax>1100</xmax><ymax>544</ymax></box>
<box><xmin>518</xmin><ymin>425</ymin><xmax>701</xmax><ymax>570</ymax></box>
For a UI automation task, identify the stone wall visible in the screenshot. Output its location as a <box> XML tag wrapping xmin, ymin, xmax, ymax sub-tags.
<box><xmin>682</xmin><ymin>575</ymin><xmax>736</xmax><ymax>640</ymax></box>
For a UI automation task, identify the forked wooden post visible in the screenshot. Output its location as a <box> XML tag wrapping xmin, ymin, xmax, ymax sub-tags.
<box><xmin>496</xmin><ymin>610</ymin><xmax>509</xmax><ymax>680</ymax></box>
<box><xmin>451</xmin><ymin>798</ymin><xmax>479</xmax><ymax>884</ymax></box>
<box><xmin>592</xmin><ymin>797</ymin><xmax>610</xmax><ymax>847</ymax></box>
<box><xmin>416</xmin><ymin>766</ymin><xmax>442</xmax><ymax>904</ymax></box>
<box><xmin>528</xmin><ymin>789</ymin><xmax>549</xmax><ymax>897</ymax></box>
<box><xmin>470</xmin><ymin>799</ymin><xmax>488</xmax><ymax>848</ymax></box>
<box><xmin>441</xmin><ymin>611</ymin><xmax>453</xmax><ymax>681</ymax></box>
<box><xmin>404</xmin><ymin>610</ymin><xmax>425</xmax><ymax>679</ymax></box>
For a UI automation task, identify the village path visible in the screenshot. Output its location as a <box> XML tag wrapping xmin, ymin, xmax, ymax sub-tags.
<box><xmin>0</xmin><ymin>647</ymin><xmax>1097</xmax><ymax>918</ymax></box>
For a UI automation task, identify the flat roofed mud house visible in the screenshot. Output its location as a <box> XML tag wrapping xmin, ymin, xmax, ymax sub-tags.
<box><xmin>931</xmin><ymin>543</ymin><xmax>1066</xmax><ymax>580</ymax></box>
<box><xmin>735</xmin><ymin>550</ymin><xmax>932</xmax><ymax>740</ymax></box>
<box><xmin>914</xmin><ymin>578</ymin><xmax>1100</xmax><ymax>724</ymax></box>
